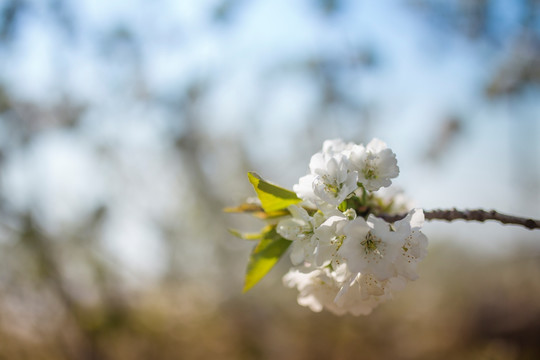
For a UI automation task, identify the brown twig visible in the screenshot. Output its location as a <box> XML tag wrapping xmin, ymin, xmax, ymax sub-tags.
<box><xmin>379</xmin><ymin>208</ymin><xmax>540</xmax><ymax>230</ymax></box>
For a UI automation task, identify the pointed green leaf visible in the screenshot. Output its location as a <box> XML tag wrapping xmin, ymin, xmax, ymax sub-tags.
<box><xmin>247</xmin><ymin>172</ymin><xmax>301</xmax><ymax>213</ymax></box>
<box><xmin>243</xmin><ymin>227</ymin><xmax>291</xmax><ymax>293</ymax></box>
<box><xmin>224</xmin><ymin>202</ymin><xmax>289</xmax><ymax>220</ymax></box>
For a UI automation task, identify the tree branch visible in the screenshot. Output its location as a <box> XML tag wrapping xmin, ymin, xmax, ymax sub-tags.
<box><xmin>379</xmin><ymin>209</ymin><xmax>540</xmax><ymax>230</ymax></box>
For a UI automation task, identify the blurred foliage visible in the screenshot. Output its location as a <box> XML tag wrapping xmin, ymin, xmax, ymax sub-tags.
<box><xmin>1</xmin><ymin>238</ymin><xmax>540</xmax><ymax>359</ymax></box>
<box><xmin>0</xmin><ymin>0</ymin><xmax>538</xmax><ymax>359</ymax></box>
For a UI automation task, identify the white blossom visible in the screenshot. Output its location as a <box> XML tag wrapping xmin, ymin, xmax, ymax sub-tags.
<box><xmin>283</xmin><ymin>266</ymin><xmax>376</xmax><ymax>315</ymax></box>
<box><xmin>277</xmin><ymin>205</ymin><xmax>314</xmax><ymax>242</ymax></box>
<box><xmin>311</xmin><ymin>154</ymin><xmax>358</xmax><ymax>206</ymax></box>
<box><xmin>294</xmin><ymin>141</ymin><xmax>359</xmax><ymax>206</ymax></box>
<box><xmin>393</xmin><ymin>209</ymin><xmax>428</xmax><ymax>280</ymax></box>
<box><xmin>277</xmin><ymin>205</ymin><xmax>325</xmax><ymax>265</ymax></box>
<box><xmin>284</xmin><ymin>265</ymin><xmax>400</xmax><ymax>316</ymax></box>
<box><xmin>350</xmin><ymin>138</ymin><xmax>399</xmax><ymax>191</ymax></box>
<box><xmin>258</xmin><ymin>138</ymin><xmax>428</xmax><ymax>316</ymax></box>
<box><xmin>293</xmin><ymin>174</ymin><xmax>319</xmax><ymax>205</ymax></box>
<box><xmin>312</xmin><ymin>214</ymin><xmax>350</xmax><ymax>268</ymax></box>
<box><xmin>339</xmin><ymin>215</ymin><xmax>403</xmax><ymax>281</ymax></box>
<box><xmin>283</xmin><ymin>267</ymin><xmax>337</xmax><ymax>313</ymax></box>
<box><xmin>331</xmin><ymin>275</ymin><xmax>383</xmax><ymax>315</ymax></box>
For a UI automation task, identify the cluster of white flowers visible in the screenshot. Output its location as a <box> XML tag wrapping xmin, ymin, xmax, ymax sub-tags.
<box><xmin>278</xmin><ymin>139</ymin><xmax>428</xmax><ymax>315</ymax></box>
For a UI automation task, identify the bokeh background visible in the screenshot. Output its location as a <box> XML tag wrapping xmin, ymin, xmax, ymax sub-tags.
<box><xmin>0</xmin><ymin>0</ymin><xmax>539</xmax><ymax>359</ymax></box>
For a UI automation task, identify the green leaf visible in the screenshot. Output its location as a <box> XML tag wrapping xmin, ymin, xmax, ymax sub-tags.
<box><xmin>224</xmin><ymin>203</ymin><xmax>289</xmax><ymax>220</ymax></box>
<box><xmin>247</xmin><ymin>172</ymin><xmax>301</xmax><ymax>213</ymax></box>
<box><xmin>243</xmin><ymin>227</ymin><xmax>291</xmax><ymax>293</ymax></box>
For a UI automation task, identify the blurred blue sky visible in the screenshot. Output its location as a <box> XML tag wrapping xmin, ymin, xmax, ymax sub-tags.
<box><xmin>0</xmin><ymin>0</ymin><xmax>539</xmax><ymax>278</ymax></box>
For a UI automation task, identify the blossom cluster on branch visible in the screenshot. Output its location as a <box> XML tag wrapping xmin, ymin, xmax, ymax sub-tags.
<box><xmin>227</xmin><ymin>139</ymin><xmax>429</xmax><ymax>315</ymax></box>
<box><xmin>277</xmin><ymin>139</ymin><xmax>428</xmax><ymax>315</ymax></box>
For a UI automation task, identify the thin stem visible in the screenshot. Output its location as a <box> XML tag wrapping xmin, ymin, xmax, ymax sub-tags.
<box><xmin>379</xmin><ymin>208</ymin><xmax>540</xmax><ymax>230</ymax></box>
